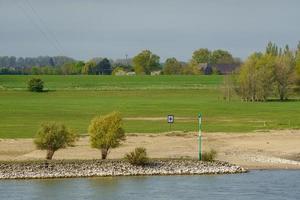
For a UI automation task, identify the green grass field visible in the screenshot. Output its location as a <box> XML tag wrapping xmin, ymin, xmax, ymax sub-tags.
<box><xmin>0</xmin><ymin>75</ymin><xmax>222</xmax><ymax>90</ymax></box>
<box><xmin>1</xmin><ymin>75</ymin><xmax>300</xmax><ymax>138</ymax></box>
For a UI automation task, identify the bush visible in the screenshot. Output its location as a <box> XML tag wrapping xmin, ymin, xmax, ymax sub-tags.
<box><xmin>28</xmin><ymin>78</ymin><xmax>44</xmax><ymax>92</ymax></box>
<box><xmin>124</xmin><ymin>147</ymin><xmax>149</xmax><ymax>166</ymax></box>
<box><xmin>202</xmin><ymin>149</ymin><xmax>217</xmax><ymax>162</ymax></box>
<box><xmin>88</xmin><ymin>111</ymin><xmax>125</xmax><ymax>159</ymax></box>
<box><xmin>34</xmin><ymin>122</ymin><xmax>78</xmax><ymax>160</ymax></box>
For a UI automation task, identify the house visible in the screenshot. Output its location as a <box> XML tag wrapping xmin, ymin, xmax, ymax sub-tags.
<box><xmin>198</xmin><ymin>63</ymin><xmax>240</xmax><ymax>75</ymax></box>
<box><xmin>126</xmin><ymin>72</ymin><xmax>136</xmax><ymax>76</ymax></box>
<box><xmin>151</xmin><ymin>70</ymin><xmax>161</xmax><ymax>76</ymax></box>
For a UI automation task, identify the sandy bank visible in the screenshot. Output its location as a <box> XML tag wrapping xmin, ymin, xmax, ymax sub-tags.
<box><xmin>0</xmin><ymin>130</ymin><xmax>299</xmax><ymax>169</ymax></box>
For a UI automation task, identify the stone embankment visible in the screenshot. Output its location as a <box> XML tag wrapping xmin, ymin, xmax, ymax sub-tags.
<box><xmin>0</xmin><ymin>159</ymin><xmax>246</xmax><ymax>179</ymax></box>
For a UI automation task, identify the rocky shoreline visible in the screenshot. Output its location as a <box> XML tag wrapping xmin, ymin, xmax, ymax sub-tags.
<box><xmin>0</xmin><ymin>159</ymin><xmax>247</xmax><ymax>179</ymax></box>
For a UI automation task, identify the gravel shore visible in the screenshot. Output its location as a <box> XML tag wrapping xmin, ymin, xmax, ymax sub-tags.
<box><xmin>0</xmin><ymin>159</ymin><xmax>246</xmax><ymax>179</ymax></box>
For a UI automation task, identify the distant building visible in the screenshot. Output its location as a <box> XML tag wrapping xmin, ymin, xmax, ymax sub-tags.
<box><xmin>198</xmin><ymin>63</ymin><xmax>240</xmax><ymax>75</ymax></box>
<box><xmin>126</xmin><ymin>72</ymin><xmax>136</xmax><ymax>76</ymax></box>
<box><xmin>151</xmin><ymin>70</ymin><xmax>161</xmax><ymax>76</ymax></box>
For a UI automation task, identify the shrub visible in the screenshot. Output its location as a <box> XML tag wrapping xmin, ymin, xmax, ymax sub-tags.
<box><xmin>28</xmin><ymin>78</ymin><xmax>44</xmax><ymax>92</ymax></box>
<box><xmin>202</xmin><ymin>149</ymin><xmax>217</xmax><ymax>162</ymax></box>
<box><xmin>34</xmin><ymin>122</ymin><xmax>78</xmax><ymax>160</ymax></box>
<box><xmin>124</xmin><ymin>147</ymin><xmax>149</xmax><ymax>166</ymax></box>
<box><xmin>88</xmin><ymin>111</ymin><xmax>125</xmax><ymax>159</ymax></box>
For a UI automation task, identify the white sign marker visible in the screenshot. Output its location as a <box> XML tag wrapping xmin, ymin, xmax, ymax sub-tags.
<box><xmin>167</xmin><ymin>115</ymin><xmax>174</xmax><ymax>123</ymax></box>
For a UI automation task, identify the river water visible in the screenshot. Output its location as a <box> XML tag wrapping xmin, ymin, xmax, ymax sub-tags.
<box><xmin>0</xmin><ymin>170</ymin><xmax>299</xmax><ymax>200</ymax></box>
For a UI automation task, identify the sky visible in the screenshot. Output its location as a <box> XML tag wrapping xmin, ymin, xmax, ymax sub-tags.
<box><xmin>0</xmin><ymin>0</ymin><xmax>299</xmax><ymax>61</ymax></box>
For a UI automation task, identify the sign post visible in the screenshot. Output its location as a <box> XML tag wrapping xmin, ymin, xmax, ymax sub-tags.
<box><xmin>167</xmin><ymin>115</ymin><xmax>174</xmax><ymax>131</ymax></box>
<box><xmin>198</xmin><ymin>113</ymin><xmax>202</xmax><ymax>161</ymax></box>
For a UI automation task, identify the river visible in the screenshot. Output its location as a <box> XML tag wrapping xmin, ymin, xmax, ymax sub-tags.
<box><xmin>0</xmin><ymin>170</ymin><xmax>299</xmax><ymax>200</ymax></box>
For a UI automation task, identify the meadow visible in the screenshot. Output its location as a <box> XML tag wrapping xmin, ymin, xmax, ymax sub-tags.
<box><xmin>0</xmin><ymin>75</ymin><xmax>300</xmax><ymax>138</ymax></box>
<box><xmin>0</xmin><ymin>75</ymin><xmax>222</xmax><ymax>90</ymax></box>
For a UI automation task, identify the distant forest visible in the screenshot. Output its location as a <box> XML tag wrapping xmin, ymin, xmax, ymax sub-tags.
<box><xmin>0</xmin><ymin>48</ymin><xmax>241</xmax><ymax>75</ymax></box>
<box><xmin>1</xmin><ymin>42</ymin><xmax>299</xmax><ymax>78</ymax></box>
<box><xmin>0</xmin><ymin>56</ymin><xmax>77</xmax><ymax>69</ymax></box>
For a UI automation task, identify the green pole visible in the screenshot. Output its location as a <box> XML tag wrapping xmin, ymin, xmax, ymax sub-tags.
<box><xmin>198</xmin><ymin>113</ymin><xmax>202</xmax><ymax>161</ymax></box>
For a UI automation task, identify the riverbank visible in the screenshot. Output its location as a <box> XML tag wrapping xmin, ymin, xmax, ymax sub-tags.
<box><xmin>0</xmin><ymin>159</ymin><xmax>246</xmax><ymax>179</ymax></box>
<box><xmin>1</xmin><ymin>130</ymin><xmax>300</xmax><ymax>169</ymax></box>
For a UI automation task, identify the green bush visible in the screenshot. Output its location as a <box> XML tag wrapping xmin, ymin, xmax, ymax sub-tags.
<box><xmin>34</xmin><ymin>122</ymin><xmax>78</xmax><ymax>160</ymax></box>
<box><xmin>202</xmin><ymin>149</ymin><xmax>217</xmax><ymax>162</ymax></box>
<box><xmin>124</xmin><ymin>147</ymin><xmax>149</xmax><ymax>166</ymax></box>
<box><xmin>88</xmin><ymin>111</ymin><xmax>125</xmax><ymax>159</ymax></box>
<box><xmin>28</xmin><ymin>78</ymin><xmax>44</xmax><ymax>92</ymax></box>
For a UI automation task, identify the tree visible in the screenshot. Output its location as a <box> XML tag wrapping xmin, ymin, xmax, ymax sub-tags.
<box><xmin>112</xmin><ymin>67</ymin><xmax>126</xmax><ymax>76</ymax></box>
<box><xmin>28</xmin><ymin>78</ymin><xmax>44</xmax><ymax>92</ymax></box>
<box><xmin>237</xmin><ymin>52</ymin><xmax>276</xmax><ymax>101</ymax></box>
<box><xmin>61</xmin><ymin>62</ymin><xmax>81</xmax><ymax>75</ymax></box>
<box><xmin>274</xmin><ymin>53</ymin><xmax>295</xmax><ymax>100</ymax></box>
<box><xmin>237</xmin><ymin>52</ymin><xmax>262</xmax><ymax>101</ymax></box>
<box><xmin>88</xmin><ymin>111</ymin><xmax>125</xmax><ymax>159</ymax></box>
<box><xmin>96</xmin><ymin>58</ymin><xmax>112</xmax><ymax>75</ymax></box>
<box><xmin>34</xmin><ymin>122</ymin><xmax>77</xmax><ymax>160</ymax></box>
<box><xmin>210</xmin><ymin>49</ymin><xmax>234</xmax><ymax>65</ymax></box>
<box><xmin>163</xmin><ymin>57</ymin><xmax>182</xmax><ymax>75</ymax></box>
<box><xmin>31</xmin><ymin>66</ymin><xmax>41</xmax><ymax>75</ymax></box>
<box><xmin>73</xmin><ymin>61</ymin><xmax>85</xmax><ymax>74</ymax></box>
<box><xmin>182</xmin><ymin>63</ymin><xmax>202</xmax><ymax>75</ymax></box>
<box><xmin>132</xmin><ymin>50</ymin><xmax>160</xmax><ymax>75</ymax></box>
<box><xmin>82</xmin><ymin>61</ymin><xmax>96</xmax><ymax>74</ymax></box>
<box><xmin>191</xmin><ymin>48</ymin><xmax>211</xmax><ymax>65</ymax></box>
<box><xmin>255</xmin><ymin>53</ymin><xmax>276</xmax><ymax>101</ymax></box>
<box><xmin>266</xmin><ymin>41</ymin><xmax>279</xmax><ymax>56</ymax></box>
<box><xmin>296</xmin><ymin>42</ymin><xmax>300</xmax><ymax>77</ymax></box>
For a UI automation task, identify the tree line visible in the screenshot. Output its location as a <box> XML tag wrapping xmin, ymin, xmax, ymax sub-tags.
<box><xmin>0</xmin><ymin>48</ymin><xmax>239</xmax><ymax>75</ymax></box>
<box><xmin>235</xmin><ymin>42</ymin><xmax>300</xmax><ymax>101</ymax></box>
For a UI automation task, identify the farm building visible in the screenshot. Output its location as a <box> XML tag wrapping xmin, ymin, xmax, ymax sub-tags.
<box><xmin>198</xmin><ymin>63</ymin><xmax>240</xmax><ymax>75</ymax></box>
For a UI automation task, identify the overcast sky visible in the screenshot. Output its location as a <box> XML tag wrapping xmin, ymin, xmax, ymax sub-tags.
<box><xmin>0</xmin><ymin>0</ymin><xmax>299</xmax><ymax>61</ymax></box>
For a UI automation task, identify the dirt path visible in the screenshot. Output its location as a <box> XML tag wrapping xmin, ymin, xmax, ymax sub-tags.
<box><xmin>1</xmin><ymin>130</ymin><xmax>300</xmax><ymax>169</ymax></box>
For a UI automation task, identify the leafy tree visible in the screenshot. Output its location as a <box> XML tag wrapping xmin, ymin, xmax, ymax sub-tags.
<box><xmin>31</xmin><ymin>66</ymin><xmax>40</xmax><ymax>75</ymax></box>
<box><xmin>266</xmin><ymin>41</ymin><xmax>279</xmax><ymax>56</ymax></box>
<box><xmin>296</xmin><ymin>42</ymin><xmax>300</xmax><ymax>77</ymax></box>
<box><xmin>237</xmin><ymin>52</ymin><xmax>262</xmax><ymax>101</ymax></box>
<box><xmin>112</xmin><ymin>66</ymin><xmax>126</xmax><ymax>75</ymax></box>
<box><xmin>182</xmin><ymin>64</ymin><xmax>202</xmax><ymax>75</ymax></box>
<box><xmin>210</xmin><ymin>49</ymin><xmax>234</xmax><ymax>65</ymax></box>
<box><xmin>96</xmin><ymin>58</ymin><xmax>112</xmax><ymax>75</ymax></box>
<box><xmin>82</xmin><ymin>61</ymin><xmax>96</xmax><ymax>74</ymax></box>
<box><xmin>190</xmin><ymin>48</ymin><xmax>235</xmax><ymax>68</ymax></box>
<box><xmin>73</xmin><ymin>61</ymin><xmax>85</xmax><ymax>74</ymax></box>
<box><xmin>34</xmin><ymin>122</ymin><xmax>77</xmax><ymax>160</ymax></box>
<box><xmin>88</xmin><ymin>111</ymin><xmax>125</xmax><ymax>159</ymax></box>
<box><xmin>61</xmin><ymin>62</ymin><xmax>81</xmax><ymax>75</ymax></box>
<box><xmin>133</xmin><ymin>50</ymin><xmax>160</xmax><ymax>75</ymax></box>
<box><xmin>28</xmin><ymin>78</ymin><xmax>44</xmax><ymax>92</ymax></box>
<box><xmin>237</xmin><ymin>41</ymin><xmax>300</xmax><ymax>101</ymax></box>
<box><xmin>255</xmin><ymin>53</ymin><xmax>276</xmax><ymax>101</ymax></box>
<box><xmin>191</xmin><ymin>48</ymin><xmax>211</xmax><ymax>65</ymax></box>
<box><xmin>163</xmin><ymin>57</ymin><xmax>182</xmax><ymax>75</ymax></box>
<box><xmin>274</xmin><ymin>53</ymin><xmax>295</xmax><ymax>100</ymax></box>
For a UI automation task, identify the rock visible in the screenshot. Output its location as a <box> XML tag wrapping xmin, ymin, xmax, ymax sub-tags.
<box><xmin>0</xmin><ymin>160</ymin><xmax>247</xmax><ymax>179</ymax></box>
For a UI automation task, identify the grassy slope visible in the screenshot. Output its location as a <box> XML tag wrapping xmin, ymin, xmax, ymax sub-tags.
<box><xmin>0</xmin><ymin>75</ymin><xmax>300</xmax><ymax>138</ymax></box>
<box><xmin>0</xmin><ymin>75</ymin><xmax>222</xmax><ymax>90</ymax></box>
